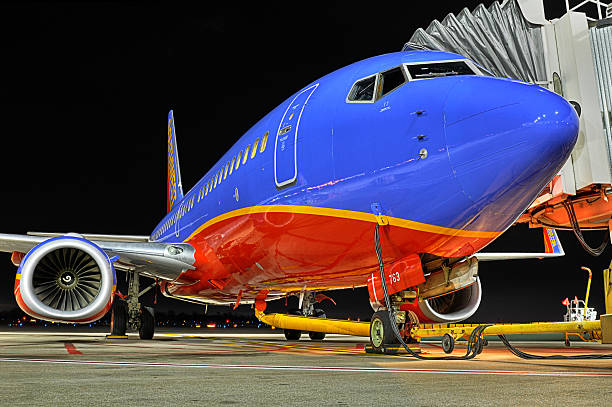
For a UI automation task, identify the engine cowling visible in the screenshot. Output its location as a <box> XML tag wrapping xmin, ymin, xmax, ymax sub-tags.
<box><xmin>14</xmin><ymin>236</ymin><xmax>116</xmax><ymax>323</ymax></box>
<box><xmin>400</xmin><ymin>277</ymin><xmax>482</xmax><ymax>323</ymax></box>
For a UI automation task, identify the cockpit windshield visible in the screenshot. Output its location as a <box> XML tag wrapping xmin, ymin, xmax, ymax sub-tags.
<box><xmin>405</xmin><ymin>61</ymin><xmax>476</xmax><ymax>79</ymax></box>
<box><xmin>346</xmin><ymin>59</ymin><xmax>483</xmax><ymax>104</ymax></box>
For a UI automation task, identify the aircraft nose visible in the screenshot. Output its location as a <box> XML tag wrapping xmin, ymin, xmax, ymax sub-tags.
<box><xmin>444</xmin><ymin>77</ymin><xmax>579</xmax><ymax>224</ymax></box>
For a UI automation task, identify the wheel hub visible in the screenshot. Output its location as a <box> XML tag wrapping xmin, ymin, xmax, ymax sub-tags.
<box><xmin>371</xmin><ymin>319</ymin><xmax>384</xmax><ymax>348</ymax></box>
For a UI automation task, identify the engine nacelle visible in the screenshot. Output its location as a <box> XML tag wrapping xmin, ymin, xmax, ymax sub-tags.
<box><xmin>14</xmin><ymin>236</ymin><xmax>116</xmax><ymax>323</ymax></box>
<box><xmin>400</xmin><ymin>277</ymin><xmax>482</xmax><ymax>323</ymax></box>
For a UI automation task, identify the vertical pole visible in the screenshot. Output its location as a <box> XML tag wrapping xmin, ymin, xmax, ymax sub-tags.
<box><xmin>581</xmin><ymin>267</ymin><xmax>592</xmax><ymax>318</ymax></box>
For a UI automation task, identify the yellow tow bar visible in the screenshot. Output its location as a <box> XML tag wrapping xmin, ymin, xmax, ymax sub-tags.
<box><xmin>255</xmin><ymin>311</ymin><xmax>604</xmax><ymax>341</ymax></box>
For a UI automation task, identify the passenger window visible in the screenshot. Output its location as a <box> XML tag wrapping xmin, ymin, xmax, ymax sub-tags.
<box><xmin>406</xmin><ymin>61</ymin><xmax>475</xmax><ymax>79</ymax></box>
<box><xmin>380</xmin><ymin>67</ymin><xmax>406</xmax><ymax>97</ymax></box>
<box><xmin>243</xmin><ymin>145</ymin><xmax>250</xmax><ymax>164</ymax></box>
<box><xmin>251</xmin><ymin>139</ymin><xmax>259</xmax><ymax>159</ymax></box>
<box><xmin>230</xmin><ymin>157</ymin><xmax>235</xmax><ymax>175</ymax></box>
<box><xmin>260</xmin><ymin>132</ymin><xmax>269</xmax><ymax>152</ymax></box>
<box><xmin>236</xmin><ymin>151</ymin><xmax>243</xmax><ymax>170</ymax></box>
<box><xmin>347</xmin><ymin>75</ymin><xmax>376</xmax><ymax>102</ymax></box>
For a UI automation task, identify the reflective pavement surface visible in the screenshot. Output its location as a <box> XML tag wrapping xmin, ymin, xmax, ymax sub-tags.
<box><xmin>1</xmin><ymin>328</ymin><xmax>611</xmax><ymax>406</ymax></box>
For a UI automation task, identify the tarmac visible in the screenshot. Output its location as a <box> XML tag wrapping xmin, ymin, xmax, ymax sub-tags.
<box><xmin>1</xmin><ymin>328</ymin><xmax>611</xmax><ymax>406</ymax></box>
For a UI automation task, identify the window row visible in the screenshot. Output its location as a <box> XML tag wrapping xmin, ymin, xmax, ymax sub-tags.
<box><xmin>152</xmin><ymin>131</ymin><xmax>270</xmax><ymax>240</ymax></box>
<box><xmin>196</xmin><ymin>131</ymin><xmax>269</xmax><ymax>204</ymax></box>
<box><xmin>153</xmin><ymin>194</ymin><xmax>196</xmax><ymax>240</ymax></box>
<box><xmin>347</xmin><ymin>60</ymin><xmax>482</xmax><ymax>103</ymax></box>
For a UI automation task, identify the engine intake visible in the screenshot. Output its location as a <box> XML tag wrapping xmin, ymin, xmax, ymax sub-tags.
<box><xmin>418</xmin><ymin>277</ymin><xmax>482</xmax><ymax>323</ymax></box>
<box><xmin>15</xmin><ymin>236</ymin><xmax>116</xmax><ymax>323</ymax></box>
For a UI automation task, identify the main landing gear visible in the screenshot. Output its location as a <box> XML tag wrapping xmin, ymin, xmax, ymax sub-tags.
<box><xmin>283</xmin><ymin>292</ymin><xmax>327</xmax><ymax>341</ymax></box>
<box><xmin>109</xmin><ymin>271</ymin><xmax>156</xmax><ymax>339</ymax></box>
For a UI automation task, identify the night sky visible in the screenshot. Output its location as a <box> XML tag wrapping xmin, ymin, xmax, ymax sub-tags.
<box><xmin>0</xmin><ymin>1</ymin><xmax>606</xmax><ymax>323</ymax></box>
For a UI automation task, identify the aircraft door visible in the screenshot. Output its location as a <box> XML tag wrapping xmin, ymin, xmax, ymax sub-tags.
<box><xmin>274</xmin><ymin>83</ymin><xmax>318</xmax><ymax>188</ymax></box>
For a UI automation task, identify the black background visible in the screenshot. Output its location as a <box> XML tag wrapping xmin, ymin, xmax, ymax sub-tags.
<box><xmin>1</xmin><ymin>1</ymin><xmax>607</xmax><ymax>323</ymax></box>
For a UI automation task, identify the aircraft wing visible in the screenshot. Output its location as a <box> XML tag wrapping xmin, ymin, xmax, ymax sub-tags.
<box><xmin>473</xmin><ymin>228</ymin><xmax>564</xmax><ymax>262</ymax></box>
<box><xmin>0</xmin><ymin>233</ymin><xmax>195</xmax><ymax>281</ymax></box>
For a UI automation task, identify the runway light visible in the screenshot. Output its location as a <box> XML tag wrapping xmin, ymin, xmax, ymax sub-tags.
<box><xmin>206</xmin><ymin>323</ymin><xmax>216</xmax><ymax>328</ymax></box>
<box><xmin>195</xmin><ymin>324</ymin><xmax>201</xmax><ymax>328</ymax></box>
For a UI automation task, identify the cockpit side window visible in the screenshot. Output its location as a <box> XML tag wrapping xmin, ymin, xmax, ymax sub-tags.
<box><xmin>405</xmin><ymin>61</ymin><xmax>476</xmax><ymax>79</ymax></box>
<box><xmin>379</xmin><ymin>67</ymin><xmax>406</xmax><ymax>97</ymax></box>
<box><xmin>347</xmin><ymin>75</ymin><xmax>377</xmax><ymax>102</ymax></box>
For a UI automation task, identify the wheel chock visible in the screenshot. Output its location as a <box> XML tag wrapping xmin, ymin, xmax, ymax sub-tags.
<box><xmin>106</xmin><ymin>335</ymin><xmax>129</xmax><ymax>339</ymax></box>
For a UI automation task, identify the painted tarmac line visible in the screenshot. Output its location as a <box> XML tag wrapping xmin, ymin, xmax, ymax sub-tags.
<box><xmin>1</xmin><ymin>358</ymin><xmax>611</xmax><ymax>377</ymax></box>
<box><xmin>63</xmin><ymin>343</ymin><xmax>83</xmax><ymax>355</ymax></box>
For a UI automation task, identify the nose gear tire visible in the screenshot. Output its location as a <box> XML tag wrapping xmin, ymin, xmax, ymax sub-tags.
<box><xmin>370</xmin><ymin>310</ymin><xmax>399</xmax><ymax>353</ymax></box>
<box><xmin>138</xmin><ymin>305</ymin><xmax>155</xmax><ymax>340</ymax></box>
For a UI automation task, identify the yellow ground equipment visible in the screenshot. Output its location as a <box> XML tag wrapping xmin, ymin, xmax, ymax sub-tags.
<box><xmin>255</xmin><ymin>311</ymin><xmax>611</xmax><ymax>358</ymax></box>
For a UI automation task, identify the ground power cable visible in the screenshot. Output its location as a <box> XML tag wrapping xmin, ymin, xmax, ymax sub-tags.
<box><xmin>497</xmin><ymin>334</ymin><xmax>612</xmax><ymax>360</ymax></box>
<box><xmin>375</xmin><ymin>223</ymin><xmax>612</xmax><ymax>360</ymax></box>
<box><xmin>374</xmin><ymin>223</ymin><xmax>490</xmax><ymax>360</ymax></box>
<box><xmin>563</xmin><ymin>200</ymin><xmax>609</xmax><ymax>256</ymax></box>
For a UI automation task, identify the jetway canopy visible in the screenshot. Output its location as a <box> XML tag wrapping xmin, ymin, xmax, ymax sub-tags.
<box><xmin>405</xmin><ymin>0</ymin><xmax>547</xmax><ymax>84</ymax></box>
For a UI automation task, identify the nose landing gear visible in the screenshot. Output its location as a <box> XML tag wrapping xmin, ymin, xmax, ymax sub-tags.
<box><xmin>283</xmin><ymin>292</ymin><xmax>330</xmax><ymax>341</ymax></box>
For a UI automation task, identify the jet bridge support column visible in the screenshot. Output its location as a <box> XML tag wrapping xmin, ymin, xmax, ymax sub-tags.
<box><xmin>604</xmin><ymin>261</ymin><xmax>612</xmax><ymax>315</ymax></box>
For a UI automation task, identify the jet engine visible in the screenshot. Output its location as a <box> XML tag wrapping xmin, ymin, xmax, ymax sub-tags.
<box><xmin>14</xmin><ymin>236</ymin><xmax>116</xmax><ymax>323</ymax></box>
<box><xmin>410</xmin><ymin>278</ymin><xmax>482</xmax><ymax>323</ymax></box>
<box><xmin>400</xmin><ymin>257</ymin><xmax>482</xmax><ymax>323</ymax></box>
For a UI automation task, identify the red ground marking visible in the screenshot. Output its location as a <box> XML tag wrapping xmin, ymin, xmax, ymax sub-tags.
<box><xmin>63</xmin><ymin>343</ymin><xmax>83</xmax><ymax>355</ymax></box>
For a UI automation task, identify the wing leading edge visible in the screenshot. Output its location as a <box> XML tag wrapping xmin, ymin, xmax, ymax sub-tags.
<box><xmin>0</xmin><ymin>233</ymin><xmax>195</xmax><ymax>281</ymax></box>
<box><xmin>474</xmin><ymin>228</ymin><xmax>564</xmax><ymax>261</ymax></box>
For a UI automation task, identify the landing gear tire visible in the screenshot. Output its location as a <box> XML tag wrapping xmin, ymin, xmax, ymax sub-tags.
<box><xmin>369</xmin><ymin>311</ymin><xmax>399</xmax><ymax>353</ymax></box>
<box><xmin>308</xmin><ymin>309</ymin><xmax>326</xmax><ymax>341</ymax></box>
<box><xmin>284</xmin><ymin>309</ymin><xmax>302</xmax><ymax>341</ymax></box>
<box><xmin>442</xmin><ymin>333</ymin><xmax>455</xmax><ymax>354</ymax></box>
<box><xmin>110</xmin><ymin>298</ymin><xmax>128</xmax><ymax>336</ymax></box>
<box><xmin>138</xmin><ymin>305</ymin><xmax>155</xmax><ymax>340</ymax></box>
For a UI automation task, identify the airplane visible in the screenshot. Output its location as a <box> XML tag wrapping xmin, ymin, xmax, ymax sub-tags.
<box><xmin>0</xmin><ymin>49</ymin><xmax>578</xmax><ymax>349</ymax></box>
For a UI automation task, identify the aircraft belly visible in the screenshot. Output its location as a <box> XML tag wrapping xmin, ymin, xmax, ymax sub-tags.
<box><xmin>166</xmin><ymin>208</ymin><xmax>498</xmax><ymax>301</ymax></box>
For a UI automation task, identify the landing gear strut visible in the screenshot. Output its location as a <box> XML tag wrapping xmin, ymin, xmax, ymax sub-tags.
<box><xmin>282</xmin><ymin>292</ymin><xmax>327</xmax><ymax>341</ymax></box>
<box><xmin>110</xmin><ymin>271</ymin><xmax>156</xmax><ymax>339</ymax></box>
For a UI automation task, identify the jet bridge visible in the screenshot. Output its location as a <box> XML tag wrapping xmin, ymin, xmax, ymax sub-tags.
<box><xmin>405</xmin><ymin>0</ymin><xmax>612</xmax><ymax>254</ymax></box>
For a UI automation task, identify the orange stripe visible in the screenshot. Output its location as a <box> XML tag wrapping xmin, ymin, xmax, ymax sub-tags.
<box><xmin>184</xmin><ymin>205</ymin><xmax>501</xmax><ymax>242</ymax></box>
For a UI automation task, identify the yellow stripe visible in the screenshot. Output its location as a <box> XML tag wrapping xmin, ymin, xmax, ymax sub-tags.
<box><xmin>184</xmin><ymin>205</ymin><xmax>501</xmax><ymax>241</ymax></box>
<box><xmin>16</xmin><ymin>274</ymin><xmax>21</xmax><ymax>280</ymax></box>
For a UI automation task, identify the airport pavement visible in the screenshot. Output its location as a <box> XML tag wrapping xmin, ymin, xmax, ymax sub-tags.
<box><xmin>0</xmin><ymin>328</ymin><xmax>611</xmax><ymax>406</ymax></box>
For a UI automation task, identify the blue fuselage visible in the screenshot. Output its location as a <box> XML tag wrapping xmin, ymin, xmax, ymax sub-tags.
<box><xmin>152</xmin><ymin>50</ymin><xmax>578</xmax><ymax>258</ymax></box>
